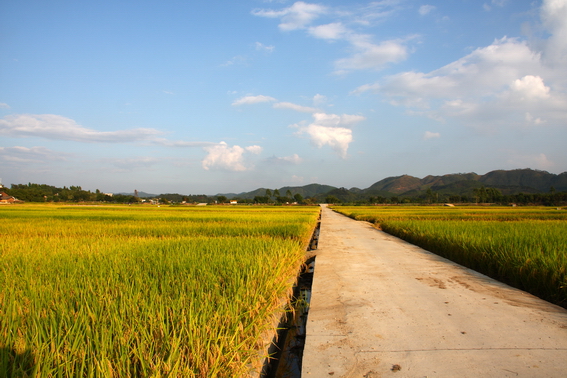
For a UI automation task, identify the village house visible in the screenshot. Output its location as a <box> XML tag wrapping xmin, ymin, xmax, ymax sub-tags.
<box><xmin>0</xmin><ymin>192</ymin><xmax>22</xmax><ymax>204</ymax></box>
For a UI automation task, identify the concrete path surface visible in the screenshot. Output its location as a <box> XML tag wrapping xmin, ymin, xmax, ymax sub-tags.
<box><xmin>301</xmin><ymin>205</ymin><xmax>567</xmax><ymax>378</ymax></box>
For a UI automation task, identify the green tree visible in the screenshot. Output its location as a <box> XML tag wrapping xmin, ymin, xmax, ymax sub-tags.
<box><xmin>254</xmin><ymin>196</ymin><xmax>269</xmax><ymax>203</ymax></box>
<box><xmin>325</xmin><ymin>195</ymin><xmax>340</xmax><ymax>204</ymax></box>
<box><xmin>217</xmin><ymin>196</ymin><xmax>227</xmax><ymax>203</ymax></box>
<box><xmin>426</xmin><ymin>187</ymin><xmax>435</xmax><ymax>203</ymax></box>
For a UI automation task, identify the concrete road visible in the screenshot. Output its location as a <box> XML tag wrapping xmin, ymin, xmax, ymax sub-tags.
<box><xmin>302</xmin><ymin>205</ymin><xmax>567</xmax><ymax>378</ymax></box>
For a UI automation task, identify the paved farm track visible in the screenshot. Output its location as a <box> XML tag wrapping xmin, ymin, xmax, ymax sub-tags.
<box><xmin>302</xmin><ymin>205</ymin><xmax>567</xmax><ymax>378</ymax></box>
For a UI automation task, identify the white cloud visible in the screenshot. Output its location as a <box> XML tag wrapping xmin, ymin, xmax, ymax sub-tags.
<box><xmin>267</xmin><ymin>154</ymin><xmax>303</xmax><ymax>164</ymax></box>
<box><xmin>282</xmin><ymin>153</ymin><xmax>302</xmax><ymax>164</ymax></box>
<box><xmin>202</xmin><ymin>142</ymin><xmax>260</xmax><ymax>171</ymax></box>
<box><xmin>335</xmin><ymin>37</ymin><xmax>409</xmax><ymax>72</ymax></box>
<box><xmin>255</xmin><ymin>1</ymin><xmax>413</xmax><ymax>73</ymax></box>
<box><xmin>418</xmin><ymin>5</ymin><xmax>435</xmax><ymax>16</ymax></box>
<box><xmin>299</xmin><ymin>124</ymin><xmax>353</xmax><ymax>158</ymax></box>
<box><xmin>273</xmin><ymin>102</ymin><xmax>319</xmax><ymax>113</ymax></box>
<box><xmin>525</xmin><ymin>112</ymin><xmax>545</xmax><ymax>125</ymax></box>
<box><xmin>0</xmin><ymin>114</ymin><xmax>162</xmax><ymax>143</ymax></box>
<box><xmin>351</xmin><ymin>82</ymin><xmax>381</xmax><ymax>95</ymax></box>
<box><xmin>293</xmin><ymin>112</ymin><xmax>365</xmax><ymax>158</ymax></box>
<box><xmin>365</xmin><ymin>19</ymin><xmax>567</xmax><ymax>131</ymax></box>
<box><xmin>252</xmin><ymin>1</ymin><xmax>327</xmax><ymax>31</ymax></box>
<box><xmin>540</xmin><ymin>0</ymin><xmax>567</xmax><ymax>66</ymax></box>
<box><xmin>308</xmin><ymin>22</ymin><xmax>347</xmax><ymax>40</ymax></box>
<box><xmin>232</xmin><ymin>95</ymin><xmax>277</xmax><ymax>106</ymax></box>
<box><xmin>245</xmin><ymin>145</ymin><xmax>263</xmax><ymax>154</ymax></box>
<box><xmin>380</xmin><ymin>37</ymin><xmax>543</xmax><ymax>104</ymax></box>
<box><xmin>0</xmin><ymin>103</ymin><xmax>10</xmax><ymax>109</ymax></box>
<box><xmin>423</xmin><ymin>131</ymin><xmax>440</xmax><ymax>140</ymax></box>
<box><xmin>312</xmin><ymin>112</ymin><xmax>366</xmax><ymax>126</ymax></box>
<box><xmin>0</xmin><ymin>146</ymin><xmax>70</xmax><ymax>163</ymax></box>
<box><xmin>509</xmin><ymin>75</ymin><xmax>550</xmax><ymax>100</ymax></box>
<box><xmin>255</xmin><ymin>42</ymin><xmax>275</xmax><ymax>52</ymax></box>
<box><xmin>312</xmin><ymin>94</ymin><xmax>327</xmax><ymax>106</ymax></box>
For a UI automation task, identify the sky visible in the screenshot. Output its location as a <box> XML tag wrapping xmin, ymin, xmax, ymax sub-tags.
<box><xmin>1</xmin><ymin>0</ymin><xmax>566</xmax><ymax>195</ymax></box>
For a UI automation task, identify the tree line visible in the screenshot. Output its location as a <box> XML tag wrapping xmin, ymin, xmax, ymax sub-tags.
<box><xmin>4</xmin><ymin>182</ymin><xmax>566</xmax><ymax>206</ymax></box>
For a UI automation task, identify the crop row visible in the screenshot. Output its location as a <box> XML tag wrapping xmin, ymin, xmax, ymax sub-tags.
<box><xmin>0</xmin><ymin>205</ymin><xmax>321</xmax><ymax>377</ymax></box>
<box><xmin>332</xmin><ymin>206</ymin><xmax>567</xmax><ymax>308</ymax></box>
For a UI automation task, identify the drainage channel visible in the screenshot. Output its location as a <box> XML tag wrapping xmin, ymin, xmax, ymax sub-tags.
<box><xmin>261</xmin><ymin>220</ymin><xmax>320</xmax><ymax>378</ymax></box>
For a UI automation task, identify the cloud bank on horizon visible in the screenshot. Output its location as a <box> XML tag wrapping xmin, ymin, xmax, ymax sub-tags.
<box><xmin>1</xmin><ymin>0</ymin><xmax>566</xmax><ymax>194</ymax></box>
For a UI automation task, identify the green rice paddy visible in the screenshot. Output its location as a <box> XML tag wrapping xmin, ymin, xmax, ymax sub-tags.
<box><xmin>0</xmin><ymin>204</ymin><xmax>320</xmax><ymax>377</ymax></box>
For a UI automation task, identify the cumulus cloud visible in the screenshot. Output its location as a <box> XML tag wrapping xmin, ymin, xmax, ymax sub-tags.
<box><xmin>254</xmin><ymin>1</ymin><xmax>413</xmax><ymax>73</ymax></box>
<box><xmin>245</xmin><ymin>145</ymin><xmax>263</xmax><ymax>154</ymax></box>
<box><xmin>252</xmin><ymin>1</ymin><xmax>327</xmax><ymax>31</ymax></box>
<box><xmin>273</xmin><ymin>102</ymin><xmax>319</xmax><ymax>113</ymax></box>
<box><xmin>202</xmin><ymin>142</ymin><xmax>260</xmax><ymax>171</ymax></box>
<box><xmin>0</xmin><ymin>146</ymin><xmax>70</xmax><ymax>163</ymax></box>
<box><xmin>232</xmin><ymin>95</ymin><xmax>277</xmax><ymax>106</ymax></box>
<box><xmin>378</xmin><ymin>37</ymin><xmax>543</xmax><ymax>105</ymax></box>
<box><xmin>358</xmin><ymin>11</ymin><xmax>567</xmax><ymax>130</ymax></box>
<box><xmin>509</xmin><ymin>75</ymin><xmax>550</xmax><ymax>100</ymax></box>
<box><xmin>0</xmin><ymin>114</ymin><xmax>162</xmax><ymax>143</ymax></box>
<box><xmin>300</xmin><ymin>124</ymin><xmax>352</xmax><ymax>158</ymax></box>
<box><xmin>293</xmin><ymin>112</ymin><xmax>365</xmax><ymax>158</ymax></box>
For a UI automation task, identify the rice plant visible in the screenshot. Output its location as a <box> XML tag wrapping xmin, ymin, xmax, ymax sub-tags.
<box><xmin>0</xmin><ymin>204</ymin><xmax>320</xmax><ymax>377</ymax></box>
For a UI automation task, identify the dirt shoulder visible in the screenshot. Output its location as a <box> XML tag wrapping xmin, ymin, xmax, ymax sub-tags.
<box><xmin>302</xmin><ymin>205</ymin><xmax>567</xmax><ymax>378</ymax></box>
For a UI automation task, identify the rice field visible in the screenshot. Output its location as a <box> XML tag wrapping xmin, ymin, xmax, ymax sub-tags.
<box><xmin>332</xmin><ymin>206</ymin><xmax>567</xmax><ymax>308</ymax></box>
<box><xmin>0</xmin><ymin>204</ymin><xmax>320</xmax><ymax>377</ymax></box>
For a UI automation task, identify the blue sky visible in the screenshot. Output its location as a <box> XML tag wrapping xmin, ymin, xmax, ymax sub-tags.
<box><xmin>1</xmin><ymin>0</ymin><xmax>566</xmax><ymax>195</ymax></box>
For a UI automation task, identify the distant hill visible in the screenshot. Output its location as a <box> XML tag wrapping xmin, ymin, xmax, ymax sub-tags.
<box><xmin>479</xmin><ymin>169</ymin><xmax>567</xmax><ymax>192</ymax></box>
<box><xmin>219</xmin><ymin>183</ymin><xmax>337</xmax><ymax>200</ymax></box>
<box><xmin>216</xmin><ymin>168</ymin><xmax>566</xmax><ymax>203</ymax></box>
<box><xmin>366</xmin><ymin>173</ymin><xmax>482</xmax><ymax>194</ymax></box>
<box><xmin>362</xmin><ymin>169</ymin><xmax>566</xmax><ymax>196</ymax></box>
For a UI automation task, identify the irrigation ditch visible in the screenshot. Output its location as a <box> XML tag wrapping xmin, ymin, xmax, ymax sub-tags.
<box><xmin>260</xmin><ymin>218</ymin><xmax>320</xmax><ymax>378</ymax></box>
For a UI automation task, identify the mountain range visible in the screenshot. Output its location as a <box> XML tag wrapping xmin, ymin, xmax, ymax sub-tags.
<box><xmin>220</xmin><ymin>169</ymin><xmax>567</xmax><ymax>201</ymax></box>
